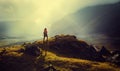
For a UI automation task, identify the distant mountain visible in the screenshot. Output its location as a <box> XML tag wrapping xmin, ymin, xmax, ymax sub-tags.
<box><xmin>51</xmin><ymin>2</ymin><xmax>120</xmax><ymax>36</ymax></box>
<box><xmin>50</xmin><ymin>2</ymin><xmax>120</xmax><ymax>49</ymax></box>
<box><xmin>77</xmin><ymin>2</ymin><xmax>120</xmax><ymax>37</ymax></box>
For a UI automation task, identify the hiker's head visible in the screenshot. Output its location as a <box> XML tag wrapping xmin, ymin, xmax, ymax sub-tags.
<box><xmin>44</xmin><ymin>28</ymin><xmax>47</xmax><ymax>30</ymax></box>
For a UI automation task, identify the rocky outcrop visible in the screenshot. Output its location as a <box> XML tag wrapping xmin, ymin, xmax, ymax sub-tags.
<box><xmin>22</xmin><ymin>35</ymin><xmax>120</xmax><ymax>65</ymax></box>
<box><xmin>99</xmin><ymin>46</ymin><xmax>111</xmax><ymax>56</ymax></box>
<box><xmin>24</xmin><ymin>44</ymin><xmax>41</xmax><ymax>56</ymax></box>
<box><xmin>48</xmin><ymin>35</ymin><xmax>105</xmax><ymax>61</ymax></box>
<box><xmin>109</xmin><ymin>50</ymin><xmax>120</xmax><ymax>66</ymax></box>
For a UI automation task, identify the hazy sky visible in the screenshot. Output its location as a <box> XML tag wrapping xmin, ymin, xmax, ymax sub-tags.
<box><xmin>0</xmin><ymin>0</ymin><xmax>119</xmax><ymax>37</ymax></box>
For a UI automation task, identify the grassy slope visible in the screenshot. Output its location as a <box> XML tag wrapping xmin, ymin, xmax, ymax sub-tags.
<box><xmin>0</xmin><ymin>45</ymin><xmax>120</xmax><ymax>71</ymax></box>
<box><xmin>45</xmin><ymin>51</ymin><xmax>120</xmax><ymax>71</ymax></box>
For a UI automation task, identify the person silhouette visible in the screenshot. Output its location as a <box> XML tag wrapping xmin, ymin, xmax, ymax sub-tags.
<box><xmin>43</xmin><ymin>28</ymin><xmax>48</xmax><ymax>56</ymax></box>
<box><xmin>43</xmin><ymin>28</ymin><xmax>48</xmax><ymax>42</ymax></box>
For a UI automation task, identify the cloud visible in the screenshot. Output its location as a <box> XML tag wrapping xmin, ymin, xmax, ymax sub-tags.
<box><xmin>0</xmin><ymin>0</ymin><xmax>119</xmax><ymax>37</ymax></box>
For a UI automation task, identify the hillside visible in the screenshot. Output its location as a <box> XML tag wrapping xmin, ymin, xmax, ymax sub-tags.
<box><xmin>0</xmin><ymin>35</ymin><xmax>120</xmax><ymax>71</ymax></box>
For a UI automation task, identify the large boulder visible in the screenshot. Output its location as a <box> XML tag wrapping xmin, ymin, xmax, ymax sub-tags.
<box><xmin>99</xmin><ymin>46</ymin><xmax>111</xmax><ymax>56</ymax></box>
<box><xmin>89</xmin><ymin>45</ymin><xmax>105</xmax><ymax>62</ymax></box>
<box><xmin>111</xmin><ymin>50</ymin><xmax>120</xmax><ymax>66</ymax></box>
<box><xmin>24</xmin><ymin>44</ymin><xmax>41</xmax><ymax>56</ymax></box>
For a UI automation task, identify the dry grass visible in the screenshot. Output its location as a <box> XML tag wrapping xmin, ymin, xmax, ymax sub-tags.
<box><xmin>45</xmin><ymin>51</ymin><xmax>120</xmax><ymax>71</ymax></box>
<box><xmin>0</xmin><ymin>45</ymin><xmax>120</xmax><ymax>71</ymax></box>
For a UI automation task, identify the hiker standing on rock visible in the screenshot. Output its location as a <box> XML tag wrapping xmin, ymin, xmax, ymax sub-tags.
<box><xmin>43</xmin><ymin>28</ymin><xmax>48</xmax><ymax>42</ymax></box>
<box><xmin>43</xmin><ymin>28</ymin><xmax>48</xmax><ymax>56</ymax></box>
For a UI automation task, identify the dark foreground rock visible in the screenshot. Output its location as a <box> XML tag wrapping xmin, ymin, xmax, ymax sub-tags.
<box><xmin>24</xmin><ymin>44</ymin><xmax>41</xmax><ymax>56</ymax></box>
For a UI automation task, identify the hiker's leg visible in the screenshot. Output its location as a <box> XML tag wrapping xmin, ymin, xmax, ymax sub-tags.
<box><xmin>43</xmin><ymin>37</ymin><xmax>45</xmax><ymax>43</ymax></box>
<box><xmin>46</xmin><ymin>36</ymin><xmax>48</xmax><ymax>42</ymax></box>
